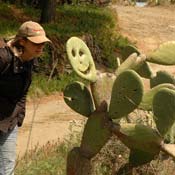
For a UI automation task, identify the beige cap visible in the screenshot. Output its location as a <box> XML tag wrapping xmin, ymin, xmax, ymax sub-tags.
<box><xmin>16</xmin><ymin>21</ymin><xmax>51</xmax><ymax>44</ymax></box>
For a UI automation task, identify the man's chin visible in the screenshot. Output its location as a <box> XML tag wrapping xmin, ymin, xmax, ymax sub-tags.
<box><xmin>35</xmin><ymin>52</ymin><xmax>43</xmax><ymax>57</ymax></box>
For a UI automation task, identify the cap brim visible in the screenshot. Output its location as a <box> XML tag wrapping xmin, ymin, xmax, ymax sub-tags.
<box><xmin>27</xmin><ymin>35</ymin><xmax>51</xmax><ymax>44</ymax></box>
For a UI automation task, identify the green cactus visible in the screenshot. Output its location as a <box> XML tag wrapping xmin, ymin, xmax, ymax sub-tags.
<box><xmin>129</xmin><ymin>149</ymin><xmax>157</xmax><ymax>167</ymax></box>
<box><xmin>139</xmin><ymin>83</ymin><xmax>175</xmax><ymax>111</ymax></box>
<box><xmin>63</xmin><ymin>81</ymin><xmax>94</xmax><ymax>117</ymax></box>
<box><xmin>136</xmin><ymin>61</ymin><xmax>153</xmax><ymax>79</ymax></box>
<box><xmin>147</xmin><ymin>41</ymin><xmax>175</xmax><ymax>65</ymax></box>
<box><xmin>64</xmin><ymin>37</ymin><xmax>175</xmax><ymax>175</ymax></box>
<box><xmin>109</xmin><ymin>69</ymin><xmax>143</xmax><ymax>119</ymax></box>
<box><xmin>121</xmin><ymin>45</ymin><xmax>140</xmax><ymax>61</ymax></box>
<box><xmin>153</xmin><ymin>88</ymin><xmax>175</xmax><ymax>137</ymax></box>
<box><xmin>150</xmin><ymin>70</ymin><xmax>175</xmax><ymax>88</ymax></box>
<box><xmin>80</xmin><ymin>102</ymin><xmax>112</xmax><ymax>158</ymax></box>
<box><xmin>66</xmin><ymin>37</ymin><xmax>97</xmax><ymax>82</ymax></box>
<box><xmin>120</xmin><ymin>45</ymin><xmax>153</xmax><ymax>78</ymax></box>
<box><xmin>164</xmin><ymin>123</ymin><xmax>175</xmax><ymax>144</ymax></box>
<box><xmin>115</xmin><ymin>53</ymin><xmax>146</xmax><ymax>76</ymax></box>
<box><xmin>67</xmin><ymin>147</ymin><xmax>92</xmax><ymax>175</ymax></box>
<box><xmin>114</xmin><ymin>123</ymin><xmax>162</xmax><ymax>154</ymax></box>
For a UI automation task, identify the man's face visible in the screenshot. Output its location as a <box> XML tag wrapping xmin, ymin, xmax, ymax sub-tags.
<box><xmin>20</xmin><ymin>39</ymin><xmax>45</xmax><ymax>61</ymax></box>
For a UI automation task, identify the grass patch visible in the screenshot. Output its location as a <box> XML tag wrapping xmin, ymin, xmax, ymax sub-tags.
<box><xmin>46</xmin><ymin>5</ymin><xmax>116</xmax><ymax>36</ymax></box>
<box><xmin>28</xmin><ymin>71</ymin><xmax>88</xmax><ymax>98</ymax></box>
<box><xmin>15</xmin><ymin>121</ymin><xmax>84</xmax><ymax>175</ymax></box>
<box><xmin>0</xmin><ymin>4</ymin><xmax>19</xmax><ymax>37</ymax></box>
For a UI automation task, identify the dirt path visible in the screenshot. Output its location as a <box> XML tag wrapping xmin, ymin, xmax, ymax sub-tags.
<box><xmin>17</xmin><ymin>4</ymin><xmax>175</xmax><ymax>158</ymax></box>
<box><xmin>113</xmin><ymin>5</ymin><xmax>175</xmax><ymax>53</ymax></box>
<box><xmin>16</xmin><ymin>93</ymin><xmax>84</xmax><ymax>158</ymax></box>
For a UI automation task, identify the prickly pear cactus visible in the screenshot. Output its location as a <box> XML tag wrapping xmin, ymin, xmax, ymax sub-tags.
<box><xmin>150</xmin><ymin>70</ymin><xmax>175</xmax><ymax>88</ymax></box>
<box><xmin>66</xmin><ymin>37</ymin><xmax>97</xmax><ymax>82</ymax></box>
<box><xmin>64</xmin><ymin>37</ymin><xmax>175</xmax><ymax>175</ymax></box>
<box><xmin>139</xmin><ymin>83</ymin><xmax>175</xmax><ymax>111</ymax></box>
<box><xmin>109</xmin><ymin>69</ymin><xmax>143</xmax><ymax>119</ymax></box>
<box><xmin>67</xmin><ymin>147</ymin><xmax>92</xmax><ymax>175</ymax></box>
<box><xmin>63</xmin><ymin>81</ymin><xmax>94</xmax><ymax>117</ymax></box>
<box><xmin>153</xmin><ymin>88</ymin><xmax>175</xmax><ymax>137</ymax></box>
<box><xmin>80</xmin><ymin>102</ymin><xmax>112</xmax><ymax>159</ymax></box>
<box><xmin>115</xmin><ymin>53</ymin><xmax>146</xmax><ymax>75</ymax></box>
<box><xmin>115</xmin><ymin>123</ymin><xmax>162</xmax><ymax>153</ymax></box>
<box><xmin>120</xmin><ymin>45</ymin><xmax>153</xmax><ymax>78</ymax></box>
<box><xmin>147</xmin><ymin>41</ymin><xmax>175</xmax><ymax>65</ymax></box>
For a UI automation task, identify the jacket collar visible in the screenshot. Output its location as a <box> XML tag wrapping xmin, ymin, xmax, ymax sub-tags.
<box><xmin>7</xmin><ymin>39</ymin><xmax>23</xmax><ymax>58</ymax></box>
<box><xmin>7</xmin><ymin>40</ymin><xmax>33</xmax><ymax>73</ymax></box>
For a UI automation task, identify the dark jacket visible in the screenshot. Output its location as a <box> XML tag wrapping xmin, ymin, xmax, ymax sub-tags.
<box><xmin>0</xmin><ymin>39</ymin><xmax>33</xmax><ymax>132</ymax></box>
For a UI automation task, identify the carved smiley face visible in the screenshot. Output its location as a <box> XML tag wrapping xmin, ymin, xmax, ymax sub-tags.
<box><xmin>66</xmin><ymin>37</ymin><xmax>97</xmax><ymax>82</ymax></box>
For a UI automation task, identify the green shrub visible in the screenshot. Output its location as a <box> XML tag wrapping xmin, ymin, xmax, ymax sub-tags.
<box><xmin>28</xmin><ymin>72</ymin><xmax>88</xmax><ymax>98</ymax></box>
<box><xmin>44</xmin><ymin>5</ymin><xmax>127</xmax><ymax>69</ymax></box>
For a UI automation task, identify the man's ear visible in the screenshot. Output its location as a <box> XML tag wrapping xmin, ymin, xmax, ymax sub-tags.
<box><xmin>19</xmin><ymin>39</ymin><xmax>26</xmax><ymax>46</ymax></box>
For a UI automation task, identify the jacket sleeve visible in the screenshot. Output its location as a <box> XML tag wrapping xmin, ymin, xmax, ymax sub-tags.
<box><xmin>16</xmin><ymin>93</ymin><xmax>27</xmax><ymax>127</ymax></box>
<box><xmin>17</xmin><ymin>68</ymin><xmax>32</xmax><ymax>127</ymax></box>
<box><xmin>0</xmin><ymin>48</ymin><xmax>10</xmax><ymax>74</ymax></box>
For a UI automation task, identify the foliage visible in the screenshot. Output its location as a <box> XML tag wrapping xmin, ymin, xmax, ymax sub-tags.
<box><xmin>44</xmin><ymin>4</ymin><xmax>125</xmax><ymax>68</ymax></box>
<box><xmin>22</xmin><ymin>6</ymin><xmax>41</xmax><ymax>19</ymax></box>
<box><xmin>28</xmin><ymin>72</ymin><xmax>88</xmax><ymax>98</ymax></box>
<box><xmin>0</xmin><ymin>4</ymin><xmax>19</xmax><ymax>37</ymax></box>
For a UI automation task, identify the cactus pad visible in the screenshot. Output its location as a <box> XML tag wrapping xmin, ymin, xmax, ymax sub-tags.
<box><xmin>153</xmin><ymin>88</ymin><xmax>175</xmax><ymax>137</ymax></box>
<box><xmin>116</xmin><ymin>123</ymin><xmax>162</xmax><ymax>154</ymax></box>
<box><xmin>115</xmin><ymin>53</ymin><xmax>146</xmax><ymax>76</ymax></box>
<box><xmin>109</xmin><ymin>70</ymin><xmax>143</xmax><ymax>119</ymax></box>
<box><xmin>150</xmin><ymin>70</ymin><xmax>175</xmax><ymax>88</ymax></box>
<box><xmin>66</xmin><ymin>37</ymin><xmax>97</xmax><ymax>82</ymax></box>
<box><xmin>63</xmin><ymin>81</ymin><xmax>94</xmax><ymax>117</ymax></box>
<box><xmin>164</xmin><ymin>123</ymin><xmax>175</xmax><ymax>144</ymax></box>
<box><xmin>80</xmin><ymin>107</ymin><xmax>112</xmax><ymax>158</ymax></box>
<box><xmin>147</xmin><ymin>41</ymin><xmax>175</xmax><ymax>65</ymax></box>
<box><xmin>120</xmin><ymin>45</ymin><xmax>153</xmax><ymax>78</ymax></box>
<box><xmin>129</xmin><ymin>149</ymin><xmax>157</xmax><ymax>166</ymax></box>
<box><xmin>67</xmin><ymin>147</ymin><xmax>92</xmax><ymax>175</ymax></box>
<box><xmin>121</xmin><ymin>45</ymin><xmax>140</xmax><ymax>61</ymax></box>
<box><xmin>139</xmin><ymin>83</ymin><xmax>175</xmax><ymax>111</ymax></box>
<box><xmin>136</xmin><ymin>61</ymin><xmax>153</xmax><ymax>79</ymax></box>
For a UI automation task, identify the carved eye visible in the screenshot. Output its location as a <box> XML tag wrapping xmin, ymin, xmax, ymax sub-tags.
<box><xmin>72</xmin><ymin>49</ymin><xmax>76</xmax><ymax>57</ymax></box>
<box><xmin>79</xmin><ymin>49</ymin><xmax>84</xmax><ymax>56</ymax></box>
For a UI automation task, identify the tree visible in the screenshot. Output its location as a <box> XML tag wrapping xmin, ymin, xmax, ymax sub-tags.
<box><xmin>40</xmin><ymin>0</ymin><xmax>57</xmax><ymax>23</ymax></box>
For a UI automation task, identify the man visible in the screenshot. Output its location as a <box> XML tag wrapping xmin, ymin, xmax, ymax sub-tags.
<box><xmin>0</xmin><ymin>21</ymin><xmax>51</xmax><ymax>175</ymax></box>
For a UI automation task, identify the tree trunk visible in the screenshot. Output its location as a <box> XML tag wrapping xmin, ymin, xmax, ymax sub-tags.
<box><xmin>40</xmin><ymin>0</ymin><xmax>56</xmax><ymax>23</ymax></box>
